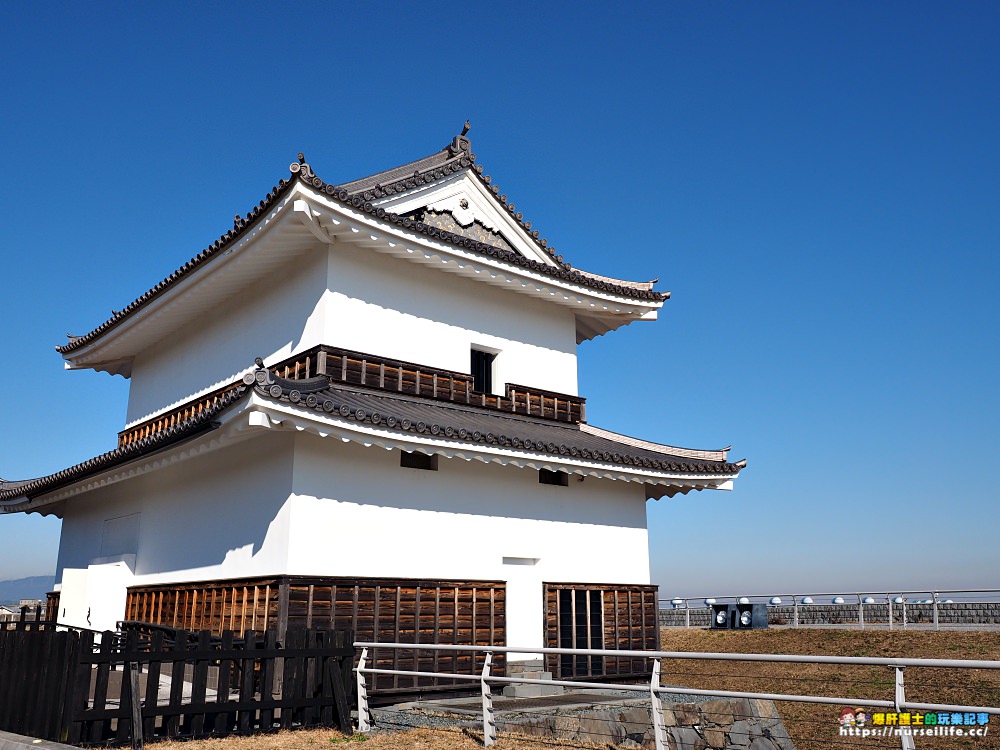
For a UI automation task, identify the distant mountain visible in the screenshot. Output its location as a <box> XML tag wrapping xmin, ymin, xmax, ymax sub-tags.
<box><xmin>0</xmin><ymin>575</ymin><xmax>56</xmax><ymax>604</ymax></box>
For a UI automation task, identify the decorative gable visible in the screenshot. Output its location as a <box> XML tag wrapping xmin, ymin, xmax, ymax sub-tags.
<box><xmin>415</xmin><ymin>208</ymin><xmax>516</xmax><ymax>255</ymax></box>
<box><xmin>372</xmin><ymin>169</ymin><xmax>555</xmax><ymax>265</ymax></box>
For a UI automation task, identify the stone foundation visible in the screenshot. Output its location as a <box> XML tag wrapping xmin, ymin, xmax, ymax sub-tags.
<box><xmin>502</xmin><ymin>659</ymin><xmax>564</xmax><ymax>698</ymax></box>
<box><xmin>499</xmin><ymin>697</ymin><xmax>795</xmax><ymax>749</ymax></box>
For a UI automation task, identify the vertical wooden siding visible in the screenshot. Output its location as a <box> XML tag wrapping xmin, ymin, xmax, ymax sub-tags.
<box><xmin>45</xmin><ymin>591</ymin><xmax>60</xmax><ymax>621</ymax></box>
<box><xmin>125</xmin><ymin>579</ymin><xmax>281</xmax><ymax>634</ymax></box>
<box><xmin>284</xmin><ymin>578</ymin><xmax>506</xmax><ymax>692</ymax></box>
<box><xmin>544</xmin><ymin>582</ymin><xmax>659</xmax><ymax>680</ymax></box>
<box><xmin>126</xmin><ymin>576</ymin><xmax>506</xmax><ymax>694</ymax></box>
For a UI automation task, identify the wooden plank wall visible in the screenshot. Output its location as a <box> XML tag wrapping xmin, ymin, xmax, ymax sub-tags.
<box><xmin>125</xmin><ymin>579</ymin><xmax>282</xmax><ymax>634</ymax></box>
<box><xmin>45</xmin><ymin>591</ymin><xmax>60</xmax><ymax>621</ymax></box>
<box><xmin>126</xmin><ymin>576</ymin><xmax>507</xmax><ymax>695</ymax></box>
<box><xmin>544</xmin><ymin>582</ymin><xmax>659</xmax><ymax>680</ymax></box>
<box><xmin>284</xmin><ymin>577</ymin><xmax>506</xmax><ymax>693</ymax></box>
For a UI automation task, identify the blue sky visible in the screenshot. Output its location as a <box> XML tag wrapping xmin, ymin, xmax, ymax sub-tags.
<box><xmin>1</xmin><ymin>2</ymin><xmax>997</xmax><ymax>598</ymax></box>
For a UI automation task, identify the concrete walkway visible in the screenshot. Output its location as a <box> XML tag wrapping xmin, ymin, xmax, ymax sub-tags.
<box><xmin>0</xmin><ymin>731</ymin><xmax>78</xmax><ymax>750</ymax></box>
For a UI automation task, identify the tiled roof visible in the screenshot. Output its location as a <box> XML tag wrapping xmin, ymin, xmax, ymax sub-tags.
<box><xmin>338</xmin><ymin>128</ymin><xmax>568</xmax><ymax>267</ymax></box>
<box><xmin>57</xmin><ymin>130</ymin><xmax>664</xmax><ymax>355</ymax></box>
<box><xmin>1</xmin><ymin>364</ymin><xmax>743</xmax><ymax>507</ymax></box>
<box><xmin>56</xmin><ymin>175</ymin><xmax>297</xmax><ymax>354</ymax></box>
<box><xmin>294</xmin><ymin>153</ymin><xmax>664</xmax><ymax>300</ymax></box>
<box><xmin>250</xmin><ymin>369</ymin><xmax>745</xmax><ymax>476</ymax></box>
<box><xmin>0</xmin><ymin>385</ymin><xmax>246</xmax><ymax>505</ymax></box>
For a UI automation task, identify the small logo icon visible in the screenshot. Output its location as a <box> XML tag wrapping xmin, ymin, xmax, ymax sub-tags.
<box><xmin>839</xmin><ymin>707</ymin><xmax>868</xmax><ymax>727</ymax></box>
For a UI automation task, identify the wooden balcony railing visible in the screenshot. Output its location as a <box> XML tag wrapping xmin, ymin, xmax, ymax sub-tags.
<box><xmin>274</xmin><ymin>345</ymin><xmax>585</xmax><ymax>424</ymax></box>
<box><xmin>117</xmin><ymin>382</ymin><xmax>242</xmax><ymax>448</ymax></box>
<box><xmin>117</xmin><ymin>345</ymin><xmax>586</xmax><ymax>448</ymax></box>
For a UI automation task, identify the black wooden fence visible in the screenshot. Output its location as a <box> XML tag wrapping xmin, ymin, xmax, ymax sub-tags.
<box><xmin>0</xmin><ymin>617</ymin><xmax>354</xmax><ymax>747</ymax></box>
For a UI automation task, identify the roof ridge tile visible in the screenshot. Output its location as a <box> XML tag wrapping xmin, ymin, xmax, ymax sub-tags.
<box><xmin>57</xmin><ymin>135</ymin><xmax>665</xmax><ymax>356</ymax></box>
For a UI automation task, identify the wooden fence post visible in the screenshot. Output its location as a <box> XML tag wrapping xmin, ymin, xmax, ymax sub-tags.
<box><xmin>88</xmin><ymin>632</ymin><xmax>116</xmax><ymax>744</ymax></box>
<box><xmin>165</xmin><ymin>630</ymin><xmax>187</xmax><ymax>738</ymax></box>
<box><xmin>260</xmin><ymin>630</ymin><xmax>278</xmax><ymax>730</ymax></box>
<box><xmin>238</xmin><ymin>631</ymin><xmax>256</xmax><ymax>735</ymax></box>
<box><xmin>214</xmin><ymin>630</ymin><xmax>235</xmax><ymax>735</ymax></box>
<box><xmin>128</xmin><ymin>660</ymin><xmax>144</xmax><ymax>750</ymax></box>
<box><xmin>330</xmin><ymin>629</ymin><xmax>353</xmax><ymax>734</ymax></box>
<box><xmin>189</xmin><ymin>631</ymin><xmax>212</xmax><ymax>737</ymax></box>
<box><xmin>67</xmin><ymin>630</ymin><xmax>94</xmax><ymax>745</ymax></box>
<box><xmin>142</xmin><ymin>630</ymin><xmax>164</xmax><ymax>740</ymax></box>
<box><xmin>55</xmin><ymin>629</ymin><xmax>83</xmax><ymax>743</ymax></box>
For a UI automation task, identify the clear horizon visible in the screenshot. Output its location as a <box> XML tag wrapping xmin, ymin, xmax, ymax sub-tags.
<box><xmin>1</xmin><ymin>2</ymin><xmax>997</xmax><ymax>596</ymax></box>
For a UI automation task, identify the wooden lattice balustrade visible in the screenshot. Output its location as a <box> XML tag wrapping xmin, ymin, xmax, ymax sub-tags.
<box><xmin>279</xmin><ymin>345</ymin><xmax>586</xmax><ymax>423</ymax></box>
<box><xmin>117</xmin><ymin>382</ymin><xmax>243</xmax><ymax>448</ymax></box>
<box><xmin>117</xmin><ymin>345</ymin><xmax>585</xmax><ymax>449</ymax></box>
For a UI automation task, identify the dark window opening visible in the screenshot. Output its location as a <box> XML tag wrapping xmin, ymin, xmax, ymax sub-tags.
<box><xmin>557</xmin><ymin>588</ymin><xmax>604</xmax><ymax>677</ymax></box>
<box><xmin>539</xmin><ymin>469</ymin><xmax>569</xmax><ymax>486</ymax></box>
<box><xmin>400</xmin><ymin>451</ymin><xmax>438</xmax><ymax>471</ymax></box>
<box><xmin>471</xmin><ymin>349</ymin><xmax>496</xmax><ymax>393</ymax></box>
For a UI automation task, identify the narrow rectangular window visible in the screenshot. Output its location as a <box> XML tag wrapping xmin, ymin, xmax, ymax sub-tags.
<box><xmin>400</xmin><ymin>451</ymin><xmax>438</xmax><ymax>471</ymax></box>
<box><xmin>471</xmin><ymin>348</ymin><xmax>496</xmax><ymax>393</ymax></box>
<box><xmin>539</xmin><ymin>469</ymin><xmax>569</xmax><ymax>486</ymax></box>
<box><xmin>556</xmin><ymin>588</ymin><xmax>605</xmax><ymax>677</ymax></box>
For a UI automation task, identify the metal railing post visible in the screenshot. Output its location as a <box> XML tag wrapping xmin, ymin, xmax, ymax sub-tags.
<box><xmin>888</xmin><ymin>595</ymin><xmax>893</xmax><ymax>631</ymax></box>
<box><xmin>481</xmin><ymin>652</ymin><xmax>497</xmax><ymax>746</ymax></box>
<box><xmin>684</xmin><ymin>600</ymin><xmax>690</xmax><ymax>629</ymax></box>
<box><xmin>793</xmin><ymin>596</ymin><xmax>799</xmax><ymax>628</ymax></box>
<box><xmin>357</xmin><ymin>647</ymin><xmax>371</xmax><ymax>733</ymax></box>
<box><xmin>893</xmin><ymin>666</ymin><xmax>916</xmax><ymax>750</ymax></box>
<box><xmin>932</xmin><ymin>591</ymin><xmax>940</xmax><ymax>631</ymax></box>
<box><xmin>902</xmin><ymin>599</ymin><xmax>907</xmax><ymax>629</ymax></box>
<box><xmin>858</xmin><ymin>594</ymin><xmax>865</xmax><ymax>629</ymax></box>
<box><xmin>650</xmin><ymin>658</ymin><xmax>667</xmax><ymax>750</ymax></box>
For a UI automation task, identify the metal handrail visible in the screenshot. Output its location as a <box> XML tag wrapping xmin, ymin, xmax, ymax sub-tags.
<box><xmin>659</xmin><ymin>589</ymin><xmax>1000</xmax><ymax>630</ymax></box>
<box><xmin>353</xmin><ymin>641</ymin><xmax>1000</xmax><ymax>750</ymax></box>
<box><xmin>661</xmin><ymin>588</ymin><xmax>1000</xmax><ymax>603</ymax></box>
<box><xmin>353</xmin><ymin>641</ymin><xmax>1000</xmax><ymax>670</ymax></box>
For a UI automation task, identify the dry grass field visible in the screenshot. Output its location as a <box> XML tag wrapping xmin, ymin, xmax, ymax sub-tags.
<box><xmin>660</xmin><ymin>628</ymin><xmax>1000</xmax><ymax>750</ymax></box>
<box><xmin>157</xmin><ymin>726</ymin><xmax>608</xmax><ymax>750</ymax></box>
<box><xmin>157</xmin><ymin>628</ymin><xmax>999</xmax><ymax>750</ymax></box>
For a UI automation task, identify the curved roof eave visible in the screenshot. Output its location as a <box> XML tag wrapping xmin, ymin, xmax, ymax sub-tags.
<box><xmin>0</xmin><ymin>384</ymin><xmax>250</xmax><ymax>513</ymax></box>
<box><xmin>247</xmin><ymin>399</ymin><xmax>743</xmax><ymax>494</ymax></box>
<box><xmin>57</xmin><ymin>137</ymin><xmax>666</xmax><ymax>358</ymax></box>
<box><xmin>244</xmin><ymin>369</ymin><xmax>746</xmax><ymax>480</ymax></box>
<box><xmin>0</xmin><ymin>368</ymin><xmax>745</xmax><ymax>515</ymax></box>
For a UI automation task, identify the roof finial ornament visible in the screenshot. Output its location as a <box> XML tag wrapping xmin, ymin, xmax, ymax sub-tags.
<box><xmin>255</xmin><ymin>357</ymin><xmax>265</xmax><ymax>369</ymax></box>
<box><xmin>297</xmin><ymin>153</ymin><xmax>306</xmax><ymax>164</ymax></box>
<box><xmin>450</xmin><ymin>122</ymin><xmax>472</xmax><ymax>157</ymax></box>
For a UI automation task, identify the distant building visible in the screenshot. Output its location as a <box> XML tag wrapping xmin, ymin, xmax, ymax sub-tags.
<box><xmin>1</xmin><ymin>129</ymin><xmax>744</xmax><ymax>680</ymax></box>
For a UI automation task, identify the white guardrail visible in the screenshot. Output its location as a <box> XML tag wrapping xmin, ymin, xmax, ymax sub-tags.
<box><xmin>353</xmin><ymin>641</ymin><xmax>1000</xmax><ymax>750</ymax></box>
<box><xmin>660</xmin><ymin>588</ymin><xmax>1000</xmax><ymax>629</ymax></box>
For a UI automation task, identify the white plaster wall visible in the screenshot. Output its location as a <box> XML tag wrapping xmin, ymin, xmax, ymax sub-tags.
<box><xmin>321</xmin><ymin>243</ymin><xmax>579</xmax><ymax>396</ymax></box>
<box><xmin>57</xmin><ymin>562</ymin><xmax>133</xmax><ymax>632</ymax></box>
<box><xmin>124</xmin><ymin>237</ymin><xmax>579</xmax><ymax>426</ymax></box>
<box><xmin>54</xmin><ymin>427</ymin><xmax>649</xmax><ymax>647</ymax></box>
<box><xmin>125</xmin><ymin>249</ymin><xmax>330</xmax><ymax>425</ymax></box>
<box><xmin>55</xmin><ymin>433</ymin><xmax>297</xmax><ymax>594</ymax></box>
<box><xmin>288</xmin><ymin>433</ymin><xmax>650</xmax><ymax>650</ymax></box>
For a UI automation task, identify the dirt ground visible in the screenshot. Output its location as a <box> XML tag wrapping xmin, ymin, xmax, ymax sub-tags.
<box><xmin>659</xmin><ymin>628</ymin><xmax>1000</xmax><ymax>750</ymax></box>
<box><xmin>157</xmin><ymin>628</ymin><xmax>999</xmax><ymax>750</ymax></box>
<box><xmin>157</xmin><ymin>726</ymin><xmax>608</xmax><ymax>750</ymax></box>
